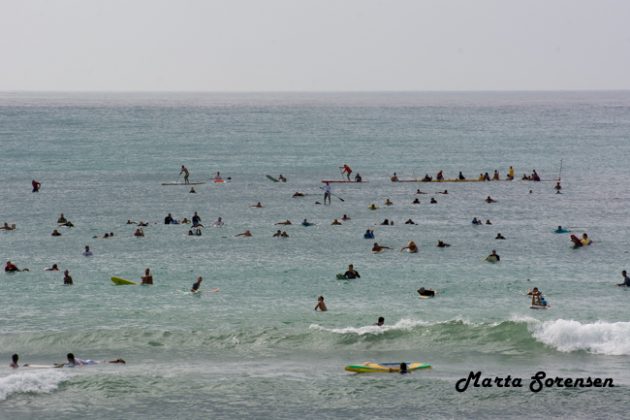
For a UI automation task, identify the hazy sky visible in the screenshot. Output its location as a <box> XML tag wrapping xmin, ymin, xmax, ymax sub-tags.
<box><xmin>1</xmin><ymin>0</ymin><xmax>629</xmax><ymax>91</ymax></box>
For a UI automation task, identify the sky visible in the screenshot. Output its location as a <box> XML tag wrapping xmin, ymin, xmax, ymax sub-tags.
<box><xmin>1</xmin><ymin>0</ymin><xmax>629</xmax><ymax>91</ymax></box>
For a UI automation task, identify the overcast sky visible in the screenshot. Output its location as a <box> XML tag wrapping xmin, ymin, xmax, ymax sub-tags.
<box><xmin>1</xmin><ymin>0</ymin><xmax>629</xmax><ymax>91</ymax></box>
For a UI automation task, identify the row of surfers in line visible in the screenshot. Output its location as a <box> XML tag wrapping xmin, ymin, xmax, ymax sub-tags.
<box><xmin>391</xmin><ymin>167</ymin><xmax>540</xmax><ymax>182</ymax></box>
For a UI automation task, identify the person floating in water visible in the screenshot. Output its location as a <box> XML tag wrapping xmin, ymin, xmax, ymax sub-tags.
<box><xmin>341</xmin><ymin>164</ymin><xmax>353</xmax><ymax>181</ymax></box>
<box><xmin>32</xmin><ymin>179</ymin><xmax>41</xmax><ymax>192</ymax></box>
<box><xmin>275</xmin><ymin>219</ymin><xmax>292</xmax><ymax>225</ymax></box>
<box><xmin>63</xmin><ymin>270</ymin><xmax>73</xmax><ymax>285</ymax></box>
<box><xmin>617</xmin><ymin>270</ymin><xmax>630</xmax><ymax>287</ymax></box>
<box><xmin>401</xmin><ymin>241</ymin><xmax>418</xmax><ymax>253</ymax></box>
<box><xmin>555</xmin><ymin>225</ymin><xmax>569</xmax><ymax>233</ymax></box>
<box><xmin>292</xmin><ymin>192</ymin><xmax>305</xmax><ymax>198</ymax></box>
<box><xmin>51</xmin><ymin>229</ymin><xmax>61</xmax><ymax>236</ymax></box>
<box><xmin>372</xmin><ymin>243</ymin><xmax>391</xmax><ymax>253</ymax></box>
<box><xmin>46</xmin><ymin>263</ymin><xmax>59</xmax><ymax>271</ymax></box>
<box><xmin>180</xmin><ymin>165</ymin><xmax>190</xmax><ymax>184</ymax></box>
<box><xmin>314</xmin><ymin>296</ymin><xmax>327</xmax><ymax>311</ymax></box>
<box><xmin>191</xmin><ymin>276</ymin><xmax>202</xmax><ymax>293</ymax></box>
<box><xmin>141</xmin><ymin>268</ymin><xmax>153</xmax><ymax>285</ymax></box>
<box><xmin>417</xmin><ymin>287</ymin><xmax>436</xmax><ymax>297</ymax></box>
<box><xmin>343</xmin><ymin>264</ymin><xmax>360</xmax><ymax>279</ymax></box>
<box><xmin>5</xmin><ymin>261</ymin><xmax>28</xmax><ymax>272</ymax></box>
<box><xmin>341</xmin><ymin>214</ymin><xmax>351</xmax><ymax>221</ymax></box>
<box><xmin>375</xmin><ymin>317</ymin><xmax>385</xmax><ymax>326</ymax></box>
<box><xmin>301</xmin><ymin>219</ymin><xmax>314</xmax><ymax>227</ymax></box>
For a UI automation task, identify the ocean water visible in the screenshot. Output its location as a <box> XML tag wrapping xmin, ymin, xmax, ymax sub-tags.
<box><xmin>1</xmin><ymin>91</ymin><xmax>630</xmax><ymax>419</ymax></box>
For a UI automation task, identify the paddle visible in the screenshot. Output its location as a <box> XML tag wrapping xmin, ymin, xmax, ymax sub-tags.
<box><xmin>319</xmin><ymin>186</ymin><xmax>345</xmax><ymax>202</ymax></box>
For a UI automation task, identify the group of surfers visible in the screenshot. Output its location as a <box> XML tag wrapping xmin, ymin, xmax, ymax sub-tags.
<box><xmin>9</xmin><ymin>353</ymin><xmax>125</xmax><ymax>369</ymax></box>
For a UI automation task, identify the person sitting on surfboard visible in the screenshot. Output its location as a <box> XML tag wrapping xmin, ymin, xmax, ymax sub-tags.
<box><xmin>495</xmin><ymin>233</ymin><xmax>506</xmax><ymax>240</ymax></box>
<box><xmin>555</xmin><ymin>181</ymin><xmax>562</xmax><ymax>191</ymax></box>
<box><xmin>189</xmin><ymin>187</ymin><xmax>196</xmax><ymax>193</ymax></box>
<box><xmin>492</xmin><ymin>170</ymin><xmax>500</xmax><ymax>180</ymax></box>
<box><xmin>273</xmin><ymin>230</ymin><xmax>282</xmax><ymax>237</ymax></box>
<box><xmin>372</xmin><ymin>243</ymin><xmax>391</xmax><ymax>253</ymax></box>
<box><xmin>212</xmin><ymin>217</ymin><xmax>224</xmax><ymax>227</ymax></box>
<box><xmin>179</xmin><ymin>165</ymin><xmax>190</xmax><ymax>184</ymax></box>
<box><xmin>63</xmin><ymin>270</ymin><xmax>73</xmax><ymax>285</ymax></box>
<box><xmin>401</xmin><ymin>241</ymin><xmax>418</xmax><ymax>253</ymax></box>
<box><xmin>354</xmin><ymin>173</ymin><xmax>362</xmax><ymax>182</ymax></box>
<box><xmin>341</xmin><ymin>164</ymin><xmax>352</xmax><ymax>181</ymax></box>
<box><xmin>436</xmin><ymin>170</ymin><xmax>444</xmax><ymax>181</ymax></box>
<box><xmin>164</xmin><ymin>213</ymin><xmax>174</xmax><ymax>225</ymax></box>
<box><xmin>380</xmin><ymin>219</ymin><xmax>391</xmax><ymax>226</ymax></box>
<box><xmin>191</xmin><ymin>276</ymin><xmax>202</xmax><ymax>293</ymax></box>
<box><xmin>10</xmin><ymin>354</ymin><xmax>20</xmax><ymax>369</ymax></box>
<box><xmin>422</xmin><ymin>174</ymin><xmax>432</xmax><ymax>182</ymax></box>
<box><xmin>485</xmin><ymin>219</ymin><xmax>492</xmax><ymax>225</ymax></box>
<box><xmin>385</xmin><ymin>199</ymin><xmax>393</xmax><ymax>206</ymax></box>
<box><xmin>375</xmin><ymin>317</ymin><xmax>384</xmax><ymax>326</ymax></box>
<box><xmin>301</xmin><ymin>219</ymin><xmax>314</xmax><ymax>227</ymax></box>
<box><xmin>412</xmin><ymin>198</ymin><xmax>420</xmax><ymax>204</ymax></box>
<box><xmin>133</xmin><ymin>228</ymin><xmax>144</xmax><ymax>237</ymax></box>
<box><xmin>251</xmin><ymin>202</ymin><xmax>264</xmax><ymax>208</ymax></box>
<box><xmin>617</xmin><ymin>270</ymin><xmax>630</xmax><ymax>287</ymax></box>
<box><xmin>141</xmin><ymin>268</ymin><xmax>153</xmax><ymax>285</ymax></box>
<box><xmin>458</xmin><ymin>171</ymin><xmax>466</xmax><ymax>180</ymax></box>
<box><xmin>214</xmin><ymin>172</ymin><xmax>222</xmax><ymax>181</ymax></box>
<box><xmin>430</xmin><ymin>197</ymin><xmax>437</xmax><ymax>204</ymax></box>
<box><xmin>391</xmin><ymin>172</ymin><xmax>399</xmax><ymax>182</ymax></box>
<box><xmin>472</xmin><ymin>217</ymin><xmax>482</xmax><ymax>225</ymax></box>
<box><xmin>331</xmin><ymin>219</ymin><xmax>342</xmax><ymax>225</ymax></box>
<box><xmin>51</xmin><ymin>229</ymin><xmax>61</xmax><ymax>236</ymax></box>
<box><xmin>82</xmin><ymin>246</ymin><xmax>93</xmax><ymax>257</ymax></box>
<box><xmin>363</xmin><ymin>229</ymin><xmax>375</xmax><ymax>239</ymax></box>
<box><xmin>280</xmin><ymin>231</ymin><xmax>289</xmax><ymax>238</ymax></box>
<box><xmin>486</xmin><ymin>250</ymin><xmax>500</xmax><ymax>262</ymax></box>
<box><xmin>485</xmin><ymin>196</ymin><xmax>497</xmax><ymax>203</ymax></box>
<box><xmin>417</xmin><ymin>287</ymin><xmax>436</xmax><ymax>297</ymax></box>
<box><xmin>581</xmin><ymin>233</ymin><xmax>591</xmax><ymax>246</ymax></box>
<box><xmin>507</xmin><ymin>166</ymin><xmax>515</xmax><ymax>180</ymax></box>
<box><xmin>369</xmin><ymin>204</ymin><xmax>378</xmax><ymax>210</ymax></box>
<box><xmin>404</xmin><ymin>219</ymin><xmax>417</xmax><ymax>225</ymax></box>
<box><xmin>278</xmin><ymin>174</ymin><xmax>286</xmax><ymax>182</ymax></box>
<box><xmin>343</xmin><ymin>264</ymin><xmax>360</xmax><ymax>279</ymax></box>
<box><xmin>192</xmin><ymin>212</ymin><xmax>203</xmax><ymax>227</ymax></box>
<box><xmin>314</xmin><ymin>296</ymin><xmax>327</xmax><ymax>311</ymax></box>
<box><xmin>57</xmin><ymin>213</ymin><xmax>67</xmax><ymax>224</ymax></box>
<box><xmin>437</xmin><ymin>240</ymin><xmax>450</xmax><ymax>248</ymax></box>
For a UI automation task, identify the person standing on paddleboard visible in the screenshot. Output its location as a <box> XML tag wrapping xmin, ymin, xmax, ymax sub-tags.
<box><xmin>180</xmin><ymin>165</ymin><xmax>190</xmax><ymax>184</ymax></box>
<box><xmin>323</xmin><ymin>182</ymin><xmax>332</xmax><ymax>205</ymax></box>
<box><xmin>341</xmin><ymin>164</ymin><xmax>352</xmax><ymax>181</ymax></box>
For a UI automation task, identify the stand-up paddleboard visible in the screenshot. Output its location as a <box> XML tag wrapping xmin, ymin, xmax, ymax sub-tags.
<box><xmin>321</xmin><ymin>180</ymin><xmax>367</xmax><ymax>183</ymax></box>
<box><xmin>266</xmin><ymin>175</ymin><xmax>279</xmax><ymax>182</ymax></box>
<box><xmin>161</xmin><ymin>182</ymin><xmax>206</xmax><ymax>186</ymax></box>
<box><xmin>111</xmin><ymin>276</ymin><xmax>137</xmax><ymax>285</ymax></box>
<box><xmin>345</xmin><ymin>362</ymin><xmax>431</xmax><ymax>373</ymax></box>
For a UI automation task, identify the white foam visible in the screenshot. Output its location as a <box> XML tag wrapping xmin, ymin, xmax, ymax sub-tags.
<box><xmin>529</xmin><ymin>319</ymin><xmax>630</xmax><ymax>355</ymax></box>
<box><xmin>310</xmin><ymin>318</ymin><xmax>432</xmax><ymax>335</ymax></box>
<box><xmin>0</xmin><ymin>369</ymin><xmax>67</xmax><ymax>401</ymax></box>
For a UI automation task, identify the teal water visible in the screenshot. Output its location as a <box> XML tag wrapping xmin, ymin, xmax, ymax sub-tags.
<box><xmin>1</xmin><ymin>92</ymin><xmax>630</xmax><ymax>419</ymax></box>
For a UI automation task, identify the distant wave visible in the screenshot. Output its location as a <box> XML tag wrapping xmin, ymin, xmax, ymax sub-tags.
<box><xmin>0</xmin><ymin>370</ymin><xmax>67</xmax><ymax>401</ymax></box>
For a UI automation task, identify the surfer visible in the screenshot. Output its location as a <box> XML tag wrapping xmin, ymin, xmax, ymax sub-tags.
<box><xmin>280</xmin><ymin>231</ymin><xmax>289</xmax><ymax>238</ymax></box>
<box><xmin>46</xmin><ymin>264</ymin><xmax>59</xmax><ymax>271</ymax></box>
<box><xmin>381</xmin><ymin>219</ymin><xmax>391</xmax><ymax>226</ymax></box>
<box><xmin>412</xmin><ymin>198</ymin><xmax>420</xmax><ymax>204</ymax></box>
<box><xmin>191</xmin><ymin>276</ymin><xmax>202</xmax><ymax>292</ymax></box>
<box><xmin>273</xmin><ymin>230</ymin><xmax>282</xmax><ymax>237</ymax></box>
<box><xmin>83</xmin><ymin>246</ymin><xmax>93</xmax><ymax>256</ymax></box>
<box><xmin>354</xmin><ymin>173</ymin><xmax>362</xmax><ymax>182</ymax></box>
<box><xmin>58</xmin><ymin>353</ymin><xmax>125</xmax><ymax>368</ymax></box>
<box><xmin>391</xmin><ymin>172</ymin><xmax>399</xmax><ymax>182</ymax></box>
<box><xmin>251</xmin><ymin>202</ymin><xmax>264</xmax><ymax>208</ymax></box>
<box><xmin>213</xmin><ymin>217</ymin><xmax>224</xmax><ymax>227</ymax></box>
<box><xmin>492</xmin><ymin>170</ymin><xmax>500</xmax><ymax>180</ymax></box>
<box><xmin>292</xmin><ymin>192</ymin><xmax>305</xmax><ymax>197</ymax></box>
<box><xmin>416</xmin><ymin>189</ymin><xmax>427</xmax><ymax>194</ymax></box>
<box><xmin>235</xmin><ymin>230</ymin><xmax>252</xmax><ymax>237</ymax></box>
<box><xmin>458</xmin><ymin>171</ymin><xmax>466</xmax><ymax>180</ymax></box>
<box><xmin>0</xmin><ymin>222</ymin><xmax>15</xmax><ymax>230</ymax></box>
<box><xmin>331</xmin><ymin>219</ymin><xmax>342</xmax><ymax>225</ymax></box>
<box><xmin>495</xmin><ymin>233</ymin><xmax>506</xmax><ymax>240</ymax></box>
<box><xmin>192</xmin><ymin>212</ymin><xmax>203</xmax><ymax>227</ymax></box>
<box><xmin>32</xmin><ymin>179</ymin><xmax>41</xmax><ymax>192</ymax></box>
<box><xmin>341</xmin><ymin>164</ymin><xmax>352</xmax><ymax>181</ymax></box>
<box><xmin>301</xmin><ymin>219</ymin><xmax>314</xmax><ymax>227</ymax></box>
<box><xmin>438</xmin><ymin>190</ymin><xmax>448</xmax><ymax>195</ymax></box>
<box><xmin>417</xmin><ymin>287</ymin><xmax>436</xmax><ymax>297</ymax></box>
<box><xmin>180</xmin><ymin>165</ymin><xmax>190</xmax><ymax>184</ymax></box>
<box><xmin>164</xmin><ymin>213</ymin><xmax>174</xmax><ymax>224</ymax></box>
<box><xmin>10</xmin><ymin>354</ymin><xmax>20</xmax><ymax>368</ymax></box>
<box><xmin>437</xmin><ymin>240</ymin><xmax>450</xmax><ymax>248</ymax></box>
<box><xmin>57</xmin><ymin>213</ymin><xmax>67</xmax><ymax>224</ymax></box>
<box><xmin>486</xmin><ymin>250</ymin><xmax>500</xmax><ymax>262</ymax></box>
<box><xmin>527</xmin><ymin>288</ymin><xmax>545</xmax><ymax>306</ymax></box>
<box><xmin>385</xmin><ymin>199</ymin><xmax>393</xmax><ymax>206</ymax></box>
<box><xmin>5</xmin><ymin>261</ymin><xmax>28</xmax><ymax>272</ymax></box>
<box><xmin>343</xmin><ymin>264</ymin><xmax>360</xmax><ymax>279</ymax></box>
<box><xmin>570</xmin><ymin>234</ymin><xmax>583</xmax><ymax>248</ymax></box>
<box><xmin>375</xmin><ymin>317</ymin><xmax>385</xmax><ymax>326</ymax></box>
<box><xmin>555</xmin><ymin>181</ymin><xmax>562</xmax><ymax>191</ymax></box>
<box><xmin>341</xmin><ymin>214</ymin><xmax>351</xmax><ymax>221</ymax></box>
<box><xmin>63</xmin><ymin>270</ymin><xmax>73</xmax><ymax>285</ymax></box>
<box><xmin>133</xmin><ymin>228</ymin><xmax>144</xmax><ymax>237</ymax></box>
<box><xmin>278</xmin><ymin>174</ymin><xmax>287</xmax><ymax>182</ymax></box>
<box><xmin>141</xmin><ymin>268</ymin><xmax>153</xmax><ymax>285</ymax></box>
<box><xmin>368</xmin><ymin>204</ymin><xmax>378</xmax><ymax>210</ymax></box>
<box><xmin>422</xmin><ymin>174</ymin><xmax>432</xmax><ymax>182</ymax></box>
<box><xmin>323</xmin><ymin>182</ymin><xmax>332</xmax><ymax>205</ymax></box>
<box><xmin>400</xmin><ymin>363</ymin><xmax>408</xmax><ymax>374</ymax></box>
<box><xmin>617</xmin><ymin>270</ymin><xmax>630</xmax><ymax>287</ymax></box>
<box><xmin>275</xmin><ymin>220</ymin><xmax>292</xmax><ymax>225</ymax></box>
<box><xmin>507</xmin><ymin>166</ymin><xmax>515</xmax><ymax>180</ymax></box>
<box><xmin>430</xmin><ymin>197</ymin><xmax>437</xmax><ymax>204</ymax></box>
<box><xmin>189</xmin><ymin>187</ymin><xmax>196</xmax><ymax>193</ymax></box>
<box><xmin>485</xmin><ymin>219</ymin><xmax>492</xmax><ymax>225</ymax></box>
<box><xmin>314</xmin><ymin>296</ymin><xmax>327</xmax><ymax>311</ymax></box>
<box><xmin>555</xmin><ymin>225</ymin><xmax>568</xmax><ymax>233</ymax></box>
<box><xmin>51</xmin><ymin>229</ymin><xmax>61</xmax><ymax>236</ymax></box>
<box><xmin>485</xmin><ymin>196</ymin><xmax>497</xmax><ymax>203</ymax></box>
<box><xmin>581</xmin><ymin>233</ymin><xmax>591</xmax><ymax>245</ymax></box>
<box><xmin>472</xmin><ymin>217</ymin><xmax>482</xmax><ymax>225</ymax></box>
<box><xmin>363</xmin><ymin>229</ymin><xmax>375</xmax><ymax>239</ymax></box>
<box><xmin>404</xmin><ymin>219</ymin><xmax>417</xmax><ymax>225</ymax></box>
<box><xmin>436</xmin><ymin>170</ymin><xmax>444</xmax><ymax>181</ymax></box>
<box><xmin>372</xmin><ymin>243</ymin><xmax>391</xmax><ymax>253</ymax></box>
<box><xmin>401</xmin><ymin>241</ymin><xmax>418</xmax><ymax>253</ymax></box>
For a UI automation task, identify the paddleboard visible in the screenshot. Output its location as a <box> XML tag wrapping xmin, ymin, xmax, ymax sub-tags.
<box><xmin>419</xmin><ymin>295</ymin><xmax>434</xmax><ymax>299</ymax></box>
<box><xmin>485</xmin><ymin>256</ymin><xmax>499</xmax><ymax>263</ymax></box>
<box><xmin>321</xmin><ymin>180</ymin><xmax>367</xmax><ymax>183</ymax></box>
<box><xmin>553</xmin><ymin>229</ymin><xmax>570</xmax><ymax>234</ymax></box>
<box><xmin>266</xmin><ymin>175</ymin><xmax>279</xmax><ymax>182</ymax></box>
<box><xmin>161</xmin><ymin>182</ymin><xmax>206</xmax><ymax>186</ymax></box>
<box><xmin>111</xmin><ymin>276</ymin><xmax>137</xmax><ymax>286</ymax></box>
<box><xmin>213</xmin><ymin>178</ymin><xmax>225</xmax><ymax>183</ymax></box>
<box><xmin>345</xmin><ymin>362</ymin><xmax>431</xmax><ymax>373</ymax></box>
<box><xmin>530</xmin><ymin>305</ymin><xmax>549</xmax><ymax>310</ymax></box>
<box><xmin>23</xmin><ymin>364</ymin><xmax>55</xmax><ymax>369</ymax></box>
